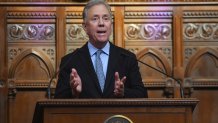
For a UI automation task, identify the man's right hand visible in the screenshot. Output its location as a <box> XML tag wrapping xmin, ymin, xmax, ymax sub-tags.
<box><xmin>70</xmin><ymin>68</ymin><xmax>82</xmax><ymax>97</ymax></box>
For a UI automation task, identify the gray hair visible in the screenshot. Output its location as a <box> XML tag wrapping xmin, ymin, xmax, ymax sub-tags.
<box><xmin>82</xmin><ymin>0</ymin><xmax>112</xmax><ymax>22</ymax></box>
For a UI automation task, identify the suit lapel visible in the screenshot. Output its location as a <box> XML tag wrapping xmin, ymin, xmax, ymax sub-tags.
<box><xmin>79</xmin><ymin>43</ymin><xmax>103</xmax><ymax>94</ymax></box>
<box><xmin>103</xmin><ymin>43</ymin><xmax>120</xmax><ymax>94</ymax></box>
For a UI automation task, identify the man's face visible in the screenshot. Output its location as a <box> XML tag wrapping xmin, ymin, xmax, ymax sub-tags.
<box><xmin>83</xmin><ymin>4</ymin><xmax>112</xmax><ymax>48</ymax></box>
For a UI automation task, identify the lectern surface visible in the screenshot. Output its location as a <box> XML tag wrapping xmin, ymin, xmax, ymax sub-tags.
<box><xmin>33</xmin><ymin>98</ymin><xmax>199</xmax><ymax>123</ymax></box>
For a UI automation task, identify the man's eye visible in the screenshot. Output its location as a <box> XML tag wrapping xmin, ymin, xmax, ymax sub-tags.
<box><xmin>103</xmin><ymin>17</ymin><xmax>110</xmax><ymax>21</ymax></box>
<box><xmin>92</xmin><ymin>18</ymin><xmax>98</xmax><ymax>21</ymax></box>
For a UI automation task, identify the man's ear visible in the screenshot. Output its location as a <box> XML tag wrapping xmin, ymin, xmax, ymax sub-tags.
<box><xmin>82</xmin><ymin>22</ymin><xmax>87</xmax><ymax>32</ymax></box>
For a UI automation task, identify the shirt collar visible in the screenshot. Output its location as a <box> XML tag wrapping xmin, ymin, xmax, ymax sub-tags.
<box><xmin>88</xmin><ymin>41</ymin><xmax>110</xmax><ymax>56</ymax></box>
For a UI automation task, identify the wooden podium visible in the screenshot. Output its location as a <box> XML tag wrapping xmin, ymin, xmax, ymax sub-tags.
<box><xmin>33</xmin><ymin>98</ymin><xmax>199</xmax><ymax>123</ymax></box>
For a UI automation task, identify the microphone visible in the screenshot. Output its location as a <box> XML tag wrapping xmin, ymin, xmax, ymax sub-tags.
<box><xmin>121</xmin><ymin>52</ymin><xmax>184</xmax><ymax>98</ymax></box>
<box><xmin>47</xmin><ymin>48</ymin><xmax>80</xmax><ymax>99</ymax></box>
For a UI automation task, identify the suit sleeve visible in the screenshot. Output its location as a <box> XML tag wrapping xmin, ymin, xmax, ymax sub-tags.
<box><xmin>123</xmin><ymin>53</ymin><xmax>148</xmax><ymax>98</ymax></box>
<box><xmin>54</xmin><ymin>58</ymin><xmax>73</xmax><ymax>99</ymax></box>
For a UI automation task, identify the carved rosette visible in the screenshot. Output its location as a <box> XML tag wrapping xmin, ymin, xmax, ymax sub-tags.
<box><xmin>41</xmin><ymin>48</ymin><xmax>56</xmax><ymax>62</ymax></box>
<box><xmin>7</xmin><ymin>24</ymin><xmax>55</xmax><ymax>41</ymax></box>
<box><xmin>66</xmin><ymin>24</ymin><xmax>88</xmax><ymax>42</ymax></box>
<box><xmin>158</xmin><ymin>47</ymin><xmax>172</xmax><ymax>61</ymax></box>
<box><xmin>184</xmin><ymin>47</ymin><xmax>198</xmax><ymax>62</ymax></box>
<box><xmin>184</xmin><ymin>23</ymin><xmax>218</xmax><ymax>41</ymax></box>
<box><xmin>125</xmin><ymin>24</ymin><xmax>171</xmax><ymax>41</ymax></box>
<box><xmin>8</xmin><ymin>48</ymin><xmax>24</xmax><ymax>62</ymax></box>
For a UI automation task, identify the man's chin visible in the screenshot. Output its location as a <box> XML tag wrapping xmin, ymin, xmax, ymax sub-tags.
<box><xmin>96</xmin><ymin>38</ymin><xmax>109</xmax><ymax>42</ymax></box>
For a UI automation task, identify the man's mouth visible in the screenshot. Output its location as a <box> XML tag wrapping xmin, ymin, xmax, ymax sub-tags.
<box><xmin>97</xmin><ymin>30</ymin><xmax>106</xmax><ymax>35</ymax></box>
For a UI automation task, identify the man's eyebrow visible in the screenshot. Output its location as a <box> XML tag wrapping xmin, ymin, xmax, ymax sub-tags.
<box><xmin>92</xmin><ymin>14</ymin><xmax>99</xmax><ymax>17</ymax></box>
<box><xmin>103</xmin><ymin>14</ymin><xmax>110</xmax><ymax>17</ymax></box>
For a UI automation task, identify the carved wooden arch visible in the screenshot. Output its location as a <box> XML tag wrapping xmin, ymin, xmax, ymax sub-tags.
<box><xmin>9</xmin><ymin>48</ymin><xmax>54</xmax><ymax>79</ymax></box>
<box><xmin>185</xmin><ymin>47</ymin><xmax>218</xmax><ymax>77</ymax></box>
<box><xmin>136</xmin><ymin>48</ymin><xmax>172</xmax><ymax>76</ymax></box>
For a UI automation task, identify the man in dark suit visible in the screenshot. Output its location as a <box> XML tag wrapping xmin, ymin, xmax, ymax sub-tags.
<box><xmin>54</xmin><ymin>0</ymin><xmax>147</xmax><ymax>98</ymax></box>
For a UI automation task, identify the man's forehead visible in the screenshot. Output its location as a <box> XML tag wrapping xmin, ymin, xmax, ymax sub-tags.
<box><xmin>92</xmin><ymin>13</ymin><xmax>110</xmax><ymax>17</ymax></box>
<box><xmin>89</xmin><ymin>4</ymin><xmax>109</xmax><ymax>13</ymax></box>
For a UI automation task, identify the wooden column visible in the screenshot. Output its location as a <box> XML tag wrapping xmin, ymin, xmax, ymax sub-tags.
<box><xmin>173</xmin><ymin>7</ymin><xmax>184</xmax><ymax>98</ymax></box>
<box><xmin>114</xmin><ymin>6</ymin><xmax>124</xmax><ymax>48</ymax></box>
<box><xmin>56</xmin><ymin>7</ymin><xmax>66</xmax><ymax>70</ymax></box>
<box><xmin>0</xmin><ymin>6</ymin><xmax>8</xmax><ymax>123</ymax></box>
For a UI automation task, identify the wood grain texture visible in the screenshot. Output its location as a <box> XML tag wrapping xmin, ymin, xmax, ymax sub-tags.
<box><xmin>0</xmin><ymin>2</ymin><xmax>217</xmax><ymax>123</ymax></box>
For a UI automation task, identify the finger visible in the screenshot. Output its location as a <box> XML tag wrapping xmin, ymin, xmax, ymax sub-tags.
<box><xmin>73</xmin><ymin>81</ymin><xmax>79</xmax><ymax>89</ymax></box>
<box><xmin>114</xmin><ymin>72</ymin><xmax>120</xmax><ymax>81</ymax></box>
<box><xmin>120</xmin><ymin>76</ymin><xmax>126</xmax><ymax>83</ymax></box>
<box><xmin>70</xmin><ymin>69</ymin><xmax>75</xmax><ymax>80</ymax></box>
<box><xmin>72</xmin><ymin>68</ymin><xmax>78</xmax><ymax>77</ymax></box>
<box><xmin>119</xmin><ymin>76</ymin><xmax>126</xmax><ymax>88</ymax></box>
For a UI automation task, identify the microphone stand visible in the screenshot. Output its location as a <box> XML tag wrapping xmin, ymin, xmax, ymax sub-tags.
<box><xmin>47</xmin><ymin>71</ymin><xmax>58</xmax><ymax>99</ymax></box>
<box><xmin>47</xmin><ymin>48</ymin><xmax>80</xmax><ymax>99</ymax></box>
<box><xmin>137</xmin><ymin>60</ymin><xmax>184</xmax><ymax>98</ymax></box>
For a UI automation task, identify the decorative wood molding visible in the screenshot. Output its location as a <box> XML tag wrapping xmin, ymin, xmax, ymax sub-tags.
<box><xmin>185</xmin><ymin>78</ymin><xmax>218</xmax><ymax>87</ymax></box>
<box><xmin>66</xmin><ymin>24</ymin><xmax>88</xmax><ymax>42</ymax></box>
<box><xmin>125</xmin><ymin>24</ymin><xmax>172</xmax><ymax>41</ymax></box>
<box><xmin>137</xmin><ymin>47</ymin><xmax>172</xmax><ymax>76</ymax></box>
<box><xmin>0</xmin><ymin>2</ymin><xmax>218</xmax><ymax>6</ymax></box>
<box><xmin>7</xmin><ymin>24</ymin><xmax>55</xmax><ymax>41</ymax></box>
<box><xmin>183</xmin><ymin>11</ymin><xmax>218</xmax><ymax>18</ymax></box>
<box><xmin>8</xmin><ymin>80</ymin><xmax>56</xmax><ymax>88</ymax></box>
<box><xmin>184</xmin><ymin>47</ymin><xmax>198</xmax><ymax>62</ymax></box>
<box><xmin>66</xmin><ymin>12</ymin><xmax>82</xmax><ymax>19</ymax></box>
<box><xmin>7</xmin><ymin>12</ymin><xmax>56</xmax><ymax>19</ymax></box>
<box><xmin>125</xmin><ymin>12</ymin><xmax>172</xmax><ymax>19</ymax></box>
<box><xmin>36</xmin><ymin>98</ymin><xmax>199</xmax><ymax>106</ymax></box>
<box><xmin>8</xmin><ymin>48</ymin><xmax>55</xmax><ymax>84</ymax></box>
<box><xmin>8</xmin><ymin>47</ymin><xmax>56</xmax><ymax>65</ymax></box>
<box><xmin>185</xmin><ymin>47</ymin><xmax>218</xmax><ymax>77</ymax></box>
<box><xmin>143</xmin><ymin>80</ymin><xmax>166</xmax><ymax>87</ymax></box>
<box><xmin>183</xmin><ymin>23</ymin><xmax>218</xmax><ymax>41</ymax></box>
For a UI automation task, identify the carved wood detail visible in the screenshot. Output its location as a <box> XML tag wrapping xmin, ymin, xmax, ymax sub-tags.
<box><xmin>7</xmin><ymin>12</ymin><xmax>56</xmax><ymax>19</ymax></box>
<box><xmin>185</xmin><ymin>48</ymin><xmax>218</xmax><ymax>77</ymax></box>
<box><xmin>7</xmin><ymin>24</ymin><xmax>55</xmax><ymax>41</ymax></box>
<box><xmin>36</xmin><ymin>98</ymin><xmax>199</xmax><ymax>106</ymax></box>
<box><xmin>184</xmin><ymin>23</ymin><xmax>218</xmax><ymax>41</ymax></box>
<box><xmin>0</xmin><ymin>2</ymin><xmax>218</xmax><ymax>123</ymax></box>
<box><xmin>136</xmin><ymin>48</ymin><xmax>173</xmax><ymax>97</ymax></box>
<box><xmin>125</xmin><ymin>12</ymin><xmax>172</xmax><ymax>19</ymax></box>
<box><xmin>125</xmin><ymin>24</ymin><xmax>171</xmax><ymax>41</ymax></box>
<box><xmin>184</xmin><ymin>48</ymin><xmax>218</xmax><ymax>90</ymax></box>
<box><xmin>183</xmin><ymin>11</ymin><xmax>218</xmax><ymax>18</ymax></box>
<box><xmin>8</xmin><ymin>48</ymin><xmax>55</xmax><ymax>88</ymax></box>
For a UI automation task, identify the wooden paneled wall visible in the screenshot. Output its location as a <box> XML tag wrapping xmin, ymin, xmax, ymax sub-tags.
<box><xmin>0</xmin><ymin>0</ymin><xmax>217</xmax><ymax>2</ymax></box>
<box><xmin>0</xmin><ymin>2</ymin><xmax>218</xmax><ymax>123</ymax></box>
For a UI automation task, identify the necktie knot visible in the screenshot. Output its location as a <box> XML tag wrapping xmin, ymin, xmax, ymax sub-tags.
<box><xmin>96</xmin><ymin>49</ymin><xmax>103</xmax><ymax>57</ymax></box>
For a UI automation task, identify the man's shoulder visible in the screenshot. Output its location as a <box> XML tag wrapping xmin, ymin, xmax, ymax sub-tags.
<box><xmin>61</xmin><ymin>49</ymin><xmax>80</xmax><ymax>61</ymax></box>
<box><xmin>112</xmin><ymin>44</ymin><xmax>136</xmax><ymax>57</ymax></box>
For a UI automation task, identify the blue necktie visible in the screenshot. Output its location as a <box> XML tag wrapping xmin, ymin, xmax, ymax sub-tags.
<box><xmin>95</xmin><ymin>50</ymin><xmax>105</xmax><ymax>92</ymax></box>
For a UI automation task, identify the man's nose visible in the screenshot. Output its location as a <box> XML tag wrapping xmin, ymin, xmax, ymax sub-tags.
<box><xmin>98</xmin><ymin>18</ymin><xmax>104</xmax><ymax>26</ymax></box>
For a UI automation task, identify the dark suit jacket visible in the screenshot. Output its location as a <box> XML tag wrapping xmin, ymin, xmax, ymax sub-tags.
<box><xmin>54</xmin><ymin>42</ymin><xmax>147</xmax><ymax>98</ymax></box>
